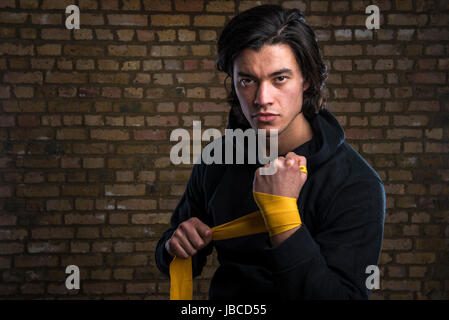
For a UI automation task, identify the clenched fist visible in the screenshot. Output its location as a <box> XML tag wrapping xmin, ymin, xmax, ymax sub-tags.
<box><xmin>253</xmin><ymin>152</ymin><xmax>308</xmax><ymax>198</ymax></box>
<box><xmin>165</xmin><ymin>217</ymin><xmax>213</xmax><ymax>259</ymax></box>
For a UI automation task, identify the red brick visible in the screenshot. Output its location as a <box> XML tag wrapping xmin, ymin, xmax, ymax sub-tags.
<box><xmin>65</xmin><ymin>213</ymin><xmax>105</xmax><ymax>225</ymax></box>
<box><xmin>205</xmin><ymin>1</ymin><xmax>234</xmax><ymax>12</ymax></box>
<box><xmin>151</xmin><ymin>45</ymin><xmax>189</xmax><ymax>57</ymax></box>
<box><xmin>0</xmin><ymin>214</ymin><xmax>17</xmax><ymax>226</ymax></box>
<box><xmin>0</xmin><ymin>12</ymin><xmax>28</xmax><ymax>24</ymax></box>
<box><xmin>175</xmin><ymin>0</ymin><xmax>204</xmax><ymax>11</ymax></box>
<box><xmin>17</xmin><ymin>115</ymin><xmax>39</xmax><ymax>127</ymax></box>
<box><xmin>126</xmin><ymin>282</ymin><xmax>156</xmax><ymax>294</ymax></box>
<box><xmin>108</xmin><ymin>45</ymin><xmax>147</xmax><ymax>57</ymax></box>
<box><xmin>136</xmin><ymin>30</ymin><xmax>155</xmax><ymax>41</ymax></box>
<box><xmin>0</xmin><ymin>0</ymin><xmax>15</xmax><ymax>8</ymax></box>
<box><xmin>425</xmin><ymin>142</ymin><xmax>449</xmax><ymax>153</ymax></box>
<box><xmin>194</xmin><ymin>15</ymin><xmax>226</xmax><ymax>27</ymax></box>
<box><xmin>0</xmin><ymin>43</ymin><xmax>34</xmax><ymax>56</ymax></box>
<box><xmin>176</xmin><ymin>72</ymin><xmax>215</xmax><ymax>84</ymax></box>
<box><xmin>405</xmin><ymin>72</ymin><xmax>446</xmax><ymax>84</ymax></box>
<box><xmin>327</xmin><ymin>102</ymin><xmax>361</xmax><ymax>113</ymax></box>
<box><xmin>0</xmin><ymin>228</ymin><xmax>28</xmax><ymax>241</ymax></box>
<box><xmin>0</xmin><ymin>116</ymin><xmax>15</xmax><ymax>127</ymax></box>
<box><xmin>346</xmin><ymin>128</ymin><xmax>383</xmax><ymax>140</ymax></box>
<box><xmin>116</xmin><ymin>199</ymin><xmax>156</xmax><ymax>210</ymax></box>
<box><xmin>151</xmin><ymin>14</ymin><xmax>190</xmax><ymax>26</ymax></box>
<box><xmin>84</xmin><ymin>282</ymin><xmax>123</xmax><ymax>294</ymax></box>
<box><xmin>425</xmin><ymin>128</ymin><xmax>443</xmax><ymax>139</ymax></box>
<box><xmin>3</xmin><ymin>72</ymin><xmax>42</xmax><ymax>84</ymax></box>
<box><xmin>62</xmin><ymin>255</ymin><xmax>103</xmax><ymax>266</ymax></box>
<box><xmin>27</xmin><ymin>241</ymin><xmax>67</xmax><ymax>253</ymax></box>
<box><xmin>63</xmin><ymin>45</ymin><xmax>104</xmax><ymax>57</ymax></box>
<box><xmin>61</xmin><ymin>185</ymin><xmax>99</xmax><ymax>196</ymax></box>
<box><xmin>0</xmin><ymin>242</ymin><xmax>24</xmax><ymax>254</ymax></box>
<box><xmin>387</xmin><ymin>13</ymin><xmax>428</xmax><ymax>26</ymax></box>
<box><xmin>121</xmin><ymin>0</ymin><xmax>140</xmax><ymax>10</ymax></box>
<box><xmin>107</xmin><ymin>14</ymin><xmax>147</xmax><ymax>26</ymax></box>
<box><xmin>41</xmin><ymin>28</ymin><xmax>70</xmax><ymax>40</ymax></box>
<box><xmin>362</xmin><ymin>143</ymin><xmax>401</xmax><ymax>154</ymax></box>
<box><xmin>396</xmin><ymin>253</ymin><xmax>436</xmax><ymax>264</ymax></box>
<box><xmin>382</xmin><ymin>280</ymin><xmax>421</xmax><ymax>291</ymax></box>
<box><xmin>133</xmin><ymin>129</ymin><xmax>167</xmax><ymax>140</ymax></box>
<box><xmin>90</xmin><ymin>73</ymin><xmax>129</xmax><ymax>85</ymax></box>
<box><xmin>324</xmin><ymin>45</ymin><xmax>362</xmax><ymax>56</ymax></box>
<box><xmin>41</xmin><ymin>0</ymin><xmax>72</xmax><ymax>9</ymax></box>
<box><xmin>31</xmin><ymin>227</ymin><xmax>74</xmax><ymax>239</ymax></box>
<box><xmin>306</xmin><ymin>15</ymin><xmax>343</xmax><ymax>27</ymax></box>
<box><xmin>408</xmin><ymin>100</ymin><xmax>440</xmax><ymax>112</ymax></box>
<box><xmin>394</xmin><ymin>115</ymin><xmax>429</xmax><ymax>127</ymax></box>
<box><xmin>105</xmin><ymin>184</ymin><xmax>146</xmax><ymax>196</ymax></box>
<box><xmin>143</xmin><ymin>0</ymin><xmax>171</xmax><ymax>11</ymax></box>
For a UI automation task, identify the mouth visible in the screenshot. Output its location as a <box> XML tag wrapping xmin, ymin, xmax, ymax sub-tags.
<box><xmin>253</xmin><ymin>112</ymin><xmax>279</xmax><ymax>123</ymax></box>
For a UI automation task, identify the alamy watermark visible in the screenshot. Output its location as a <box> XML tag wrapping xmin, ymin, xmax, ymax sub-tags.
<box><xmin>365</xmin><ymin>265</ymin><xmax>380</xmax><ymax>290</ymax></box>
<box><xmin>65</xmin><ymin>264</ymin><xmax>80</xmax><ymax>290</ymax></box>
<box><xmin>365</xmin><ymin>5</ymin><xmax>380</xmax><ymax>30</ymax></box>
<box><xmin>65</xmin><ymin>4</ymin><xmax>380</xmax><ymax>31</ymax></box>
<box><xmin>170</xmin><ymin>121</ymin><xmax>279</xmax><ymax>175</ymax></box>
<box><xmin>65</xmin><ymin>5</ymin><xmax>80</xmax><ymax>30</ymax></box>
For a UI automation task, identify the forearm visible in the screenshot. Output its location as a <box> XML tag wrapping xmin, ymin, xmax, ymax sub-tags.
<box><xmin>266</xmin><ymin>225</ymin><xmax>368</xmax><ymax>300</ymax></box>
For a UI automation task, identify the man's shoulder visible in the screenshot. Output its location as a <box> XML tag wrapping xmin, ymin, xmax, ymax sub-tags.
<box><xmin>339</xmin><ymin>141</ymin><xmax>383</xmax><ymax>185</ymax></box>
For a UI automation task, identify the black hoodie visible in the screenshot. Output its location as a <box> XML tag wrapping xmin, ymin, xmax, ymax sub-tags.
<box><xmin>155</xmin><ymin>108</ymin><xmax>386</xmax><ymax>300</ymax></box>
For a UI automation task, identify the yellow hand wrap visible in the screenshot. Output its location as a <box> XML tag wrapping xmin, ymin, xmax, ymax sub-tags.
<box><xmin>169</xmin><ymin>165</ymin><xmax>305</xmax><ymax>300</ymax></box>
<box><xmin>252</xmin><ymin>191</ymin><xmax>302</xmax><ymax>237</ymax></box>
<box><xmin>170</xmin><ymin>210</ymin><xmax>266</xmax><ymax>300</ymax></box>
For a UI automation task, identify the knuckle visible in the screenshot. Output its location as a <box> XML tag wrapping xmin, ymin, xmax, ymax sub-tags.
<box><xmin>190</xmin><ymin>217</ymin><xmax>199</xmax><ymax>223</ymax></box>
<box><xmin>196</xmin><ymin>239</ymin><xmax>205</xmax><ymax>249</ymax></box>
<box><xmin>179</xmin><ymin>222</ymin><xmax>187</xmax><ymax>230</ymax></box>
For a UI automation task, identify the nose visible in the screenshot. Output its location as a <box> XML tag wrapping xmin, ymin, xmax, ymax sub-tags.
<box><xmin>254</xmin><ymin>81</ymin><xmax>274</xmax><ymax>108</ymax></box>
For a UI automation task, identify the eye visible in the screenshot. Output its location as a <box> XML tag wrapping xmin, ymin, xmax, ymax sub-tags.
<box><xmin>239</xmin><ymin>78</ymin><xmax>254</xmax><ymax>87</ymax></box>
<box><xmin>275</xmin><ymin>76</ymin><xmax>288</xmax><ymax>82</ymax></box>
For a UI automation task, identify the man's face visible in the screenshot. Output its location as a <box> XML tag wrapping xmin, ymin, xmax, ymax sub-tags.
<box><xmin>233</xmin><ymin>44</ymin><xmax>309</xmax><ymax>135</ymax></box>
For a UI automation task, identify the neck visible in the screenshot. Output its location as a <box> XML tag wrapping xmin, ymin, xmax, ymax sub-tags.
<box><xmin>267</xmin><ymin>112</ymin><xmax>313</xmax><ymax>156</ymax></box>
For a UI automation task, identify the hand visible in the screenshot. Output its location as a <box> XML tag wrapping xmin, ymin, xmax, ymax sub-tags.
<box><xmin>165</xmin><ymin>217</ymin><xmax>213</xmax><ymax>259</ymax></box>
<box><xmin>253</xmin><ymin>152</ymin><xmax>308</xmax><ymax>198</ymax></box>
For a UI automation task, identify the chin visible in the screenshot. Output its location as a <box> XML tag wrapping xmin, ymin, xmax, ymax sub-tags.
<box><xmin>255</xmin><ymin>124</ymin><xmax>281</xmax><ymax>135</ymax></box>
<box><xmin>254</xmin><ymin>119</ymin><xmax>279</xmax><ymax>129</ymax></box>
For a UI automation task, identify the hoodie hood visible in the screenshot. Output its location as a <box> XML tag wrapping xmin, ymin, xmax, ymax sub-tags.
<box><xmin>225</xmin><ymin>108</ymin><xmax>346</xmax><ymax>172</ymax></box>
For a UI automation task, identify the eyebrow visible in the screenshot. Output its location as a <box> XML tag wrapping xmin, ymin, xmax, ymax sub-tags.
<box><xmin>237</xmin><ymin>68</ymin><xmax>293</xmax><ymax>78</ymax></box>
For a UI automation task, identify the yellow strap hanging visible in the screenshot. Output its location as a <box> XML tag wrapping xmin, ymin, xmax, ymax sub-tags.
<box><xmin>169</xmin><ymin>165</ymin><xmax>307</xmax><ymax>300</ymax></box>
<box><xmin>170</xmin><ymin>210</ymin><xmax>266</xmax><ymax>300</ymax></box>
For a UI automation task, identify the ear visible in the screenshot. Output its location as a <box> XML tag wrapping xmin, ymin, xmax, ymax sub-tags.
<box><xmin>303</xmin><ymin>80</ymin><xmax>310</xmax><ymax>92</ymax></box>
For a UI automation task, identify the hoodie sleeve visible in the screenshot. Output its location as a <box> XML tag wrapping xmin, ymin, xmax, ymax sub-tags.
<box><xmin>155</xmin><ymin>162</ymin><xmax>214</xmax><ymax>278</ymax></box>
<box><xmin>265</xmin><ymin>176</ymin><xmax>386</xmax><ymax>299</ymax></box>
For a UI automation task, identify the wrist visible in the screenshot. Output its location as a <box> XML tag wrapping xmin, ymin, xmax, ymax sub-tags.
<box><xmin>252</xmin><ymin>191</ymin><xmax>302</xmax><ymax>237</ymax></box>
<box><xmin>270</xmin><ymin>226</ymin><xmax>300</xmax><ymax>247</ymax></box>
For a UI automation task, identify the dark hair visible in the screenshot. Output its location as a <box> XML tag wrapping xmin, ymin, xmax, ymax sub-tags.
<box><xmin>216</xmin><ymin>5</ymin><xmax>328</xmax><ymax>127</ymax></box>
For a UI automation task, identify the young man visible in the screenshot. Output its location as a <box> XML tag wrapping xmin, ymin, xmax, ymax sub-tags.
<box><xmin>155</xmin><ymin>5</ymin><xmax>386</xmax><ymax>300</ymax></box>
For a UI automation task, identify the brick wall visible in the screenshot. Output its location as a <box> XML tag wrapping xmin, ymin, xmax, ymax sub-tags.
<box><xmin>0</xmin><ymin>0</ymin><xmax>448</xmax><ymax>299</ymax></box>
